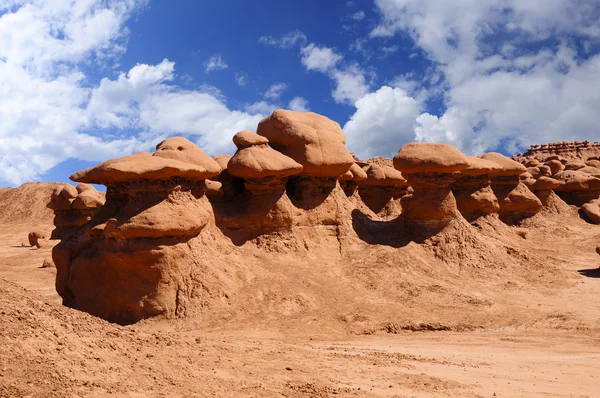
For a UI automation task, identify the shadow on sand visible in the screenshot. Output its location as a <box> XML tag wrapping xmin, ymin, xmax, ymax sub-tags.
<box><xmin>577</xmin><ymin>268</ymin><xmax>600</xmax><ymax>278</ymax></box>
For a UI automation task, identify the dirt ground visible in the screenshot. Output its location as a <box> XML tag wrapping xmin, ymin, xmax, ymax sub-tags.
<box><xmin>1</xmin><ymin>184</ymin><xmax>600</xmax><ymax>397</ymax></box>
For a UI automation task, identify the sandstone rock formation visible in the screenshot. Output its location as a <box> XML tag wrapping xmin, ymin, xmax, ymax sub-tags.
<box><xmin>47</xmin><ymin>184</ymin><xmax>105</xmax><ymax>239</ymax></box>
<box><xmin>393</xmin><ymin>143</ymin><xmax>469</xmax><ymax>232</ymax></box>
<box><xmin>339</xmin><ymin>163</ymin><xmax>367</xmax><ymax>197</ymax></box>
<box><xmin>213</xmin><ymin>131</ymin><xmax>303</xmax><ymax>234</ymax></box>
<box><xmin>452</xmin><ymin>157</ymin><xmax>502</xmax><ymax>221</ymax></box>
<box><xmin>480</xmin><ymin>152</ymin><xmax>542</xmax><ymax>224</ymax></box>
<box><xmin>54</xmin><ymin>145</ymin><xmax>221</xmax><ymax>324</ymax></box>
<box><xmin>210</xmin><ymin>154</ymin><xmax>243</xmax><ymax>199</ymax></box>
<box><xmin>358</xmin><ymin>164</ymin><xmax>409</xmax><ymax>216</ymax></box>
<box><xmin>553</xmin><ymin>170</ymin><xmax>600</xmax><ymax>206</ymax></box>
<box><xmin>582</xmin><ymin>199</ymin><xmax>600</xmax><ymax>224</ymax></box>
<box><xmin>257</xmin><ymin>110</ymin><xmax>354</xmax><ymax>224</ymax></box>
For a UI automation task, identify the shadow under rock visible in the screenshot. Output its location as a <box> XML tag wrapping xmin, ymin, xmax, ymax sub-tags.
<box><xmin>351</xmin><ymin>209</ymin><xmax>411</xmax><ymax>248</ymax></box>
<box><xmin>578</xmin><ymin>268</ymin><xmax>600</xmax><ymax>278</ymax></box>
<box><xmin>212</xmin><ymin>190</ymin><xmax>290</xmax><ymax>246</ymax></box>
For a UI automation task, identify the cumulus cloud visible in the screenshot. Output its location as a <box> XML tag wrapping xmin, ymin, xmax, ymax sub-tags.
<box><xmin>344</xmin><ymin>86</ymin><xmax>422</xmax><ymax>159</ymax></box>
<box><xmin>204</xmin><ymin>54</ymin><xmax>228</xmax><ymax>73</ymax></box>
<box><xmin>369</xmin><ymin>0</ymin><xmax>600</xmax><ymax>154</ymax></box>
<box><xmin>350</xmin><ymin>11</ymin><xmax>365</xmax><ymax>21</ymax></box>
<box><xmin>300</xmin><ymin>43</ymin><xmax>343</xmax><ymax>72</ymax></box>
<box><xmin>331</xmin><ymin>64</ymin><xmax>370</xmax><ymax>104</ymax></box>
<box><xmin>264</xmin><ymin>82</ymin><xmax>288</xmax><ymax>100</ymax></box>
<box><xmin>0</xmin><ymin>1</ymin><xmax>263</xmax><ymax>186</ymax></box>
<box><xmin>288</xmin><ymin>97</ymin><xmax>310</xmax><ymax>112</ymax></box>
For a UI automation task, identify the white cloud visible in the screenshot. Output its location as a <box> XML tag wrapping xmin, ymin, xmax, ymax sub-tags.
<box><xmin>0</xmin><ymin>1</ymin><xmax>263</xmax><ymax>186</ymax></box>
<box><xmin>258</xmin><ymin>30</ymin><xmax>307</xmax><ymax>49</ymax></box>
<box><xmin>368</xmin><ymin>0</ymin><xmax>600</xmax><ymax>154</ymax></box>
<box><xmin>344</xmin><ymin>86</ymin><xmax>422</xmax><ymax>159</ymax></box>
<box><xmin>264</xmin><ymin>82</ymin><xmax>288</xmax><ymax>100</ymax></box>
<box><xmin>288</xmin><ymin>97</ymin><xmax>310</xmax><ymax>112</ymax></box>
<box><xmin>331</xmin><ymin>64</ymin><xmax>370</xmax><ymax>104</ymax></box>
<box><xmin>204</xmin><ymin>54</ymin><xmax>228</xmax><ymax>73</ymax></box>
<box><xmin>300</xmin><ymin>43</ymin><xmax>343</xmax><ymax>72</ymax></box>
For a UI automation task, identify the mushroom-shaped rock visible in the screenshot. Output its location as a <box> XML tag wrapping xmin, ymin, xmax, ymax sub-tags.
<box><xmin>393</xmin><ymin>143</ymin><xmax>469</xmax><ymax>232</ymax></box>
<box><xmin>228</xmin><ymin>131</ymin><xmax>303</xmax><ymax>194</ymax></box>
<box><xmin>393</xmin><ymin>143</ymin><xmax>470</xmax><ymax>174</ymax></box>
<box><xmin>55</xmin><ymin>145</ymin><xmax>219</xmax><ymax>324</ymax></box>
<box><xmin>358</xmin><ymin>164</ymin><xmax>409</xmax><ymax>216</ymax></box>
<box><xmin>257</xmin><ymin>109</ymin><xmax>354</xmax><ymax>178</ymax></box>
<box><xmin>154</xmin><ymin>136</ymin><xmax>221</xmax><ymax>176</ymax></box>
<box><xmin>529</xmin><ymin>176</ymin><xmax>562</xmax><ymax>204</ymax></box>
<box><xmin>71</xmin><ymin>152</ymin><xmax>217</xmax><ymax>184</ymax></box>
<box><xmin>339</xmin><ymin>163</ymin><xmax>367</xmax><ymax>196</ymax></box>
<box><xmin>553</xmin><ymin>170</ymin><xmax>600</xmax><ymax>206</ymax></box>
<box><xmin>479</xmin><ymin>153</ymin><xmax>541</xmax><ymax>224</ymax></box>
<box><xmin>452</xmin><ymin>157</ymin><xmax>502</xmax><ymax>221</ymax></box>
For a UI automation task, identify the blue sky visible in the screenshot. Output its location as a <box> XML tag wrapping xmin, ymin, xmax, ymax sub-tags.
<box><xmin>1</xmin><ymin>0</ymin><xmax>600</xmax><ymax>187</ymax></box>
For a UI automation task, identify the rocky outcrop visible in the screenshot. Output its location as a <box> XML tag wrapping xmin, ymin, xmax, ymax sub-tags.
<box><xmin>393</xmin><ymin>143</ymin><xmax>469</xmax><ymax>232</ymax></box>
<box><xmin>480</xmin><ymin>152</ymin><xmax>541</xmax><ymax>224</ymax></box>
<box><xmin>214</xmin><ymin>131</ymin><xmax>302</xmax><ymax>233</ymax></box>
<box><xmin>47</xmin><ymin>184</ymin><xmax>105</xmax><ymax>239</ymax></box>
<box><xmin>257</xmin><ymin>110</ymin><xmax>354</xmax><ymax>226</ymax></box>
<box><xmin>553</xmin><ymin>170</ymin><xmax>600</xmax><ymax>206</ymax></box>
<box><xmin>53</xmin><ymin>139</ymin><xmax>221</xmax><ymax>324</ymax></box>
<box><xmin>452</xmin><ymin>157</ymin><xmax>502</xmax><ymax>221</ymax></box>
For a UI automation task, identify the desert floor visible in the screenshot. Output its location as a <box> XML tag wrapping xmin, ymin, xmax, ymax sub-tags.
<box><xmin>1</xmin><ymin>216</ymin><xmax>600</xmax><ymax>398</ymax></box>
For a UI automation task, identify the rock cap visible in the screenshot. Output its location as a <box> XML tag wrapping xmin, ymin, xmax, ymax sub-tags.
<box><xmin>393</xmin><ymin>142</ymin><xmax>469</xmax><ymax>174</ymax></box>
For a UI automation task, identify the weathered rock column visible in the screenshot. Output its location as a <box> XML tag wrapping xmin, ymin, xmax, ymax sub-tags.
<box><xmin>452</xmin><ymin>157</ymin><xmax>501</xmax><ymax>222</ymax></box>
<box><xmin>479</xmin><ymin>152</ymin><xmax>542</xmax><ymax>224</ymax></box>
<box><xmin>393</xmin><ymin>143</ymin><xmax>469</xmax><ymax>232</ymax></box>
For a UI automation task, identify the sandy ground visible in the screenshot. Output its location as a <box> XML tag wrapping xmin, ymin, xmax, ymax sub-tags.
<box><xmin>1</xmin><ymin>221</ymin><xmax>600</xmax><ymax>398</ymax></box>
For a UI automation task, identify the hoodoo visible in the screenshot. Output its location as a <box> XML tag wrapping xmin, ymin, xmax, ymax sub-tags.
<box><xmin>479</xmin><ymin>152</ymin><xmax>542</xmax><ymax>224</ymax></box>
<box><xmin>54</xmin><ymin>144</ymin><xmax>221</xmax><ymax>324</ymax></box>
<box><xmin>393</xmin><ymin>142</ymin><xmax>470</xmax><ymax>232</ymax></box>
<box><xmin>214</xmin><ymin>131</ymin><xmax>303</xmax><ymax>233</ymax></box>
<box><xmin>257</xmin><ymin>109</ymin><xmax>354</xmax><ymax>207</ymax></box>
<box><xmin>452</xmin><ymin>156</ymin><xmax>502</xmax><ymax>221</ymax></box>
<box><xmin>358</xmin><ymin>164</ymin><xmax>409</xmax><ymax>217</ymax></box>
<box><xmin>47</xmin><ymin>184</ymin><xmax>105</xmax><ymax>239</ymax></box>
<box><xmin>339</xmin><ymin>163</ymin><xmax>367</xmax><ymax>197</ymax></box>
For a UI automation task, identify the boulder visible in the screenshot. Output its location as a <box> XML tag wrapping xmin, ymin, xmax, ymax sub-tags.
<box><xmin>28</xmin><ymin>231</ymin><xmax>47</xmax><ymax>249</ymax></box>
<box><xmin>545</xmin><ymin>159</ymin><xmax>565</xmax><ymax>175</ymax></box>
<box><xmin>154</xmin><ymin>136</ymin><xmax>221</xmax><ymax>175</ymax></box>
